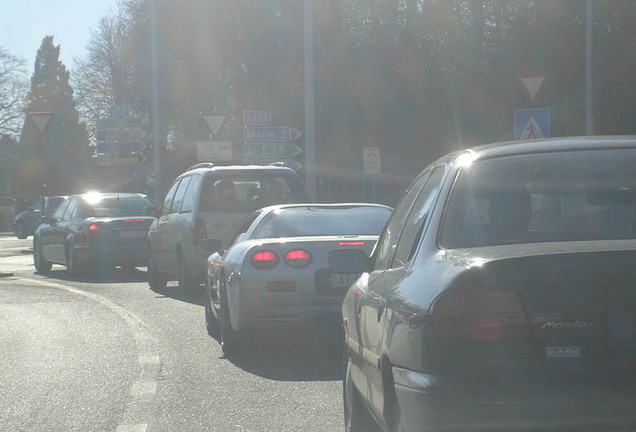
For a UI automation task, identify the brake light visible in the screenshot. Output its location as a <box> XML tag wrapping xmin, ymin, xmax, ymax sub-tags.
<box><xmin>284</xmin><ymin>249</ymin><xmax>312</xmax><ymax>268</ymax></box>
<box><xmin>339</xmin><ymin>241</ymin><xmax>365</xmax><ymax>246</ymax></box>
<box><xmin>430</xmin><ymin>288</ymin><xmax>531</xmax><ymax>343</ymax></box>
<box><xmin>191</xmin><ymin>218</ymin><xmax>207</xmax><ymax>245</ymax></box>
<box><xmin>251</xmin><ymin>250</ymin><xmax>279</xmax><ymax>270</ymax></box>
<box><xmin>87</xmin><ymin>223</ymin><xmax>103</xmax><ymax>241</ymax></box>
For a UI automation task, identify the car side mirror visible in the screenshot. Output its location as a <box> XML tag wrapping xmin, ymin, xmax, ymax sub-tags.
<box><xmin>329</xmin><ymin>249</ymin><xmax>372</xmax><ymax>274</ymax></box>
<box><xmin>200</xmin><ymin>238</ymin><xmax>223</xmax><ymax>255</ymax></box>
<box><xmin>144</xmin><ymin>206</ymin><xmax>159</xmax><ymax>217</ymax></box>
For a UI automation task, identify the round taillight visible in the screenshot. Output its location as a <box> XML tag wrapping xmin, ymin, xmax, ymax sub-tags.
<box><xmin>251</xmin><ymin>250</ymin><xmax>279</xmax><ymax>270</ymax></box>
<box><xmin>284</xmin><ymin>249</ymin><xmax>312</xmax><ymax>268</ymax></box>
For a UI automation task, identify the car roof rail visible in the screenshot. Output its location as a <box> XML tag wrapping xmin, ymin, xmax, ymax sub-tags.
<box><xmin>268</xmin><ymin>161</ymin><xmax>286</xmax><ymax>167</ymax></box>
<box><xmin>187</xmin><ymin>162</ymin><xmax>215</xmax><ymax>170</ymax></box>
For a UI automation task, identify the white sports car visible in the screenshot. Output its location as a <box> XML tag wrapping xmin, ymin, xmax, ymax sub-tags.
<box><xmin>202</xmin><ymin>203</ymin><xmax>393</xmax><ymax>355</ymax></box>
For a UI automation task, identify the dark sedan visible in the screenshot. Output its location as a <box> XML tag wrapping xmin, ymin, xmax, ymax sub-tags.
<box><xmin>334</xmin><ymin>136</ymin><xmax>636</xmax><ymax>432</ymax></box>
<box><xmin>33</xmin><ymin>192</ymin><xmax>156</xmax><ymax>276</ymax></box>
<box><xmin>14</xmin><ymin>196</ymin><xmax>66</xmax><ymax>239</ymax></box>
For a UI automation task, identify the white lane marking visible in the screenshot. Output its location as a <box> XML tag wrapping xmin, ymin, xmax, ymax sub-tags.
<box><xmin>131</xmin><ymin>381</ymin><xmax>158</xmax><ymax>396</ymax></box>
<box><xmin>116</xmin><ymin>425</ymin><xmax>148</xmax><ymax>432</ymax></box>
<box><xmin>20</xmin><ymin>278</ymin><xmax>161</xmax><ymax>430</ymax></box>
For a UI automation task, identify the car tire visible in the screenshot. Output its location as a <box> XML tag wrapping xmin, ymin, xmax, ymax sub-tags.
<box><xmin>33</xmin><ymin>239</ymin><xmax>52</xmax><ymax>274</ymax></box>
<box><xmin>148</xmin><ymin>253</ymin><xmax>167</xmax><ymax>291</ymax></box>
<box><xmin>177</xmin><ymin>251</ymin><xmax>196</xmax><ymax>293</ymax></box>
<box><xmin>65</xmin><ymin>244</ymin><xmax>81</xmax><ymax>277</ymax></box>
<box><xmin>219</xmin><ymin>281</ymin><xmax>242</xmax><ymax>356</ymax></box>
<box><xmin>15</xmin><ymin>222</ymin><xmax>27</xmax><ymax>239</ymax></box>
<box><xmin>344</xmin><ymin>348</ymin><xmax>377</xmax><ymax>432</ymax></box>
<box><xmin>205</xmin><ymin>290</ymin><xmax>219</xmax><ymax>337</ymax></box>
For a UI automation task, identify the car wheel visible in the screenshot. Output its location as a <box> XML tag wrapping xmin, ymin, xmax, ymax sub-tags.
<box><xmin>65</xmin><ymin>244</ymin><xmax>80</xmax><ymax>277</ymax></box>
<box><xmin>15</xmin><ymin>222</ymin><xmax>27</xmax><ymax>239</ymax></box>
<box><xmin>33</xmin><ymin>239</ymin><xmax>52</xmax><ymax>274</ymax></box>
<box><xmin>344</xmin><ymin>348</ymin><xmax>377</xmax><ymax>432</ymax></box>
<box><xmin>148</xmin><ymin>253</ymin><xmax>167</xmax><ymax>291</ymax></box>
<box><xmin>219</xmin><ymin>281</ymin><xmax>242</xmax><ymax>356</ymax></box>
<box><xmin>177</xmin><ymin>252</ymin><xmax>196</xmax><ymax>293</ymax></box>
<box><xmin>205</xmin><ymin>282</ymin><xmax>219</xmax><ymax>337</ymax></box>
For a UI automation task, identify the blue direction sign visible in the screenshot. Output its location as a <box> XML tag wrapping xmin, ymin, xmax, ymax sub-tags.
<box><xmin>244</xmin><ymin>126</ymin><xmax>302</xmax><ymax>142</ymax></box>
<box><xmin>96</xmin><ymin>128</ymin><xmax>145</xmax><ymax>143</ymax></box>
<box><xmin>242</xmin><ymin>110</ymin><xmax>272</xmax><ymax>126</ymax></box>
<box><xmin>97</xmin><ymin>117</ymin><xmax>144</xmax><ymax>129</ymax></box>
<box><xmin>244</xmin><ymin>142</ymin><xmax>302</xmax><ymax>158</ymax></box>
<box><xmin>96</xmin><ymin>142</ymin><xmax>147</xmax><ymax>154</ymax></box>
<box><xmin>514</xmin><ymin>108</ymin><xmax>550</xmax><ymax>140</ymax></box>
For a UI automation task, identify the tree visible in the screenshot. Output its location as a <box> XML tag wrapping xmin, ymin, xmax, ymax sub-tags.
<box><xmin>17</xmin><ymin>36</ymin><xmax>89</xmax><ymax>197</ymax></box>
<box><xmin>0</xmin><ymin>47</ymin><xmax>28</xmax><ymax>138</ymax></box>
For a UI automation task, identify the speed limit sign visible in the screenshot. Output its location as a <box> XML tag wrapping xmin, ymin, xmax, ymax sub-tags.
<box><xmin>363</xmin><ymin>147</ymin><xmax>381</xmax><ymax>174</ymax></box>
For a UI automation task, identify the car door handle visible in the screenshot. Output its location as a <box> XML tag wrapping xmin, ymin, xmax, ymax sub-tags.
<box><xmin>377</xmin><ymin>299</ymin><xmax>386</xmax><ymax>321</ymax></box>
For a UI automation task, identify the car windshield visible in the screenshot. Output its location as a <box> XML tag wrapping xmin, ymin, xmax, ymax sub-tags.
<box><xmin>440</xmin><ymin>149</ymin><xmax>636</xmax><ymax>248</ymax></box>
<box><xmin>83</xmin><ymin>196</ymin><xmax>153</xmax><ymax>218</ymax></box>
<box><xmin>251</xmin><ymin>206</ymin><xmax>392</xmax><ymax>239</ymax></box>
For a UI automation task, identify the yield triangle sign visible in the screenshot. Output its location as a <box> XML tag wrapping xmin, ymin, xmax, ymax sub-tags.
<box><xmin>203</xmin><ymin>115</ymin><xmax>226</xmax><ymax>136</ymax></box>
<box><xmin>519</xmin><ymin>75</ymin><xmax>546</xmax><ymax>103</ymax></box>
<box><xmin>28</xmin><ymin>112</ymin><xmax>53</xmax><ymax>134</ymax></box>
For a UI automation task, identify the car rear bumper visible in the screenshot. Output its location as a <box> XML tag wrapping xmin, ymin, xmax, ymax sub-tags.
<box><xmin>75</xmin><ymin>244</ymin><xmax>149</xmax><ymax>267</ymax></box>
<box><xmin>392</xmin><ymin>367</ymin><xmax>636</xmax><ymax>431</ymax></box>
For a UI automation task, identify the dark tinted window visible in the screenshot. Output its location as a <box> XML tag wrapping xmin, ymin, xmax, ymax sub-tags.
<box><xmin>200</xmin><ymin>174</ymin><xmax>308</xmax><ymax>213</ymax></box>
<box><xmin>251</xmin><ymin>206</ymin><xmax>392</xmax><ymax>239</ymax></box>
<box><xmin>161</xmin><ymin>180</ymin><xmax>181</xmax><ymax>216</ymax></box>
<box><xmin>440</xmin><ymin>149</ymin><xmax>636</xmax><ymax>248</ymax></box>
<box><xmin>83</xmin><ymin>196</ymin><xmax>154</xmax><ymax>218</ymax></box>
<box><xmin>172</xmin><ymin>176</ymin><xmax>191</xmax><ymax>213</ymax></box>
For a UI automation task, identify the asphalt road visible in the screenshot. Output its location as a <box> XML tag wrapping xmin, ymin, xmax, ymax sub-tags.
<box><xmin>0</xmin><ymin>235</ymin><xmax>345</xmax><ymax>432</ymax></box>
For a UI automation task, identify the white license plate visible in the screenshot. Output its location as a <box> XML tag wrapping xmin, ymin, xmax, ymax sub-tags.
<box><xmin>118</xmin><ymin>230</ymin><xmax>147</xmax><ymax>238</ymax></box>
<box><xmin>330</xmin><ymin>273</ymin><xmax>360</xmax><ymax>289</ymax></box>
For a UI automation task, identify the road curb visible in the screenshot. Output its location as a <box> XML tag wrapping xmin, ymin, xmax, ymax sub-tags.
<box><xmin>0</xmin><ymin>272</ymin><xmax>14</xmax><ymax>278</ymax></box>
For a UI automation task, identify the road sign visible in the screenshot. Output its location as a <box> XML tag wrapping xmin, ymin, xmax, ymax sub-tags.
<box><xmin>514</xmin><ymin>108</ymin><xmax>550</xmax><ymax>140</ymax></box>
<box><xmin>96</xmin><ymin>128</ymin><xmax>146</xmax><ymax>143</ymax></box>
<box><xmin>96</xmin><ymin>153</ymin><xmax>146</xmax><ymax>166</ymax></box>
<box><xmin>27</xmin><ymin>112</ymin><xmax>52</xmax><ymax>135</ymax></box>
<box><xmin>244</xmin><ymin>142</ymin><xmax>302</xmax><ymax>158</ymax></box>
<box><xmin>519</xmin><ymin>74</ymin><xmax>547</xmax><ymax>103</ymax></box>
<box><xmin>197</xmin><ymin>140</ymin><xmax>233</xmax><ymax>162</ymax></box>
<box><xmin>363</xmin><ymin>147</ymin><xmax>381</xmax><ymax>174</ymax></box>
<box><xmin>242</xmin><ymin>110</ymin><xmax>272</xmax><ymax>126</ymax></box>
<box><xmin>244</xmin><ymin>159</ymin><xmax>302</xmax><ymax>171</ymax></box>
<box><xmin>202</xmin><ymin>114</ymin><xmax>226</xmax><ymax>136</ymax></box>
<box><xmin>244</xmin><ymin>126</ymin><xmax>302</xmax><ymax>142</ymax></box>
<box><xmin>96</xmin><ymin>142</ymin><xmax>147</xmax><ymax>154</ymax></box>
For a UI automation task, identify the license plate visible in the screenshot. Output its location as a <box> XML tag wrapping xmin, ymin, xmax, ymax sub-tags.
<box><xmin>118</xmin><ymin>230</ymin><xmax>147</xmax><ymax>238</ymax></box>
<box><xmin>329</xmin><ymin>273</ymin><xmax>360</xmax><ymax>289</ymax></box>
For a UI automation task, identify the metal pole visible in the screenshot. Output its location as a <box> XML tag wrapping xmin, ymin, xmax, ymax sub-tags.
<box><xmin>151</xmin><ymin>0</ymin><xmax>163</xmax><ymax>205</ymax></box>
<box><xmin>303</xmin><ymin>0</ymin><xmax>317</xmax><ymax>201</ymax></box>
<box><xmin>586</xmin><ymin>0</ymin><xmax>594</xmax><ymax>135</ymax></box>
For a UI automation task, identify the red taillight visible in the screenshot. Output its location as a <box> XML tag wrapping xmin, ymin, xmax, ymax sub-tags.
<box><xmin>251</xmin><ymin>250</ymin><xmax>279</xmax><ymax>270</ymax></box>
<box><xmin>87</xmin><ymin>223</ymin><xmax>102</xmax><ymax>241</ymax></box>
<box><xmin>339</xmin><ymin>241</ymin><xmax>365</xmax><ymax>246</ymax></box>
<box><xmin>191</xmin><ymin>218</ymin><xmax>207</xmax><ymax>245</ymax></box>
<box><xmin>284</xmin><ymin>249</ymin><xmax>312</xmax><ymax>268</ymax></box>
<box><xmin>430</xmin><ymin>288</ymin><xmax>531</xmax><ymax>343</ymax></box>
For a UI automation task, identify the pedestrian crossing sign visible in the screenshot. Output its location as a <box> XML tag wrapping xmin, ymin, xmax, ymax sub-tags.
<box><xmin>514</xmin><ymin>108</ymin><xmax>550</xmax><ymax>140</ymax></box>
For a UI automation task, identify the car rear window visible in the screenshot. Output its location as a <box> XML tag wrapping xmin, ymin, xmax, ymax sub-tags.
<box><xmin>83</xmin><ymin>196</ymin><xmax>154</xmax><ymax>218</ymax></box>
<box><xmin>251</xmin><ymin>206</ymin><xmax>392</xmax><ymax>238</ymax></box>
<box><xmin>440</xmin><ymin>149</ymin><xmax>636</xmax><ymax>248</ymax></box>
<box><xmin>199</xmin><ymin>174</ymin><xmax>308</xmax><ymax>213</ymax></box>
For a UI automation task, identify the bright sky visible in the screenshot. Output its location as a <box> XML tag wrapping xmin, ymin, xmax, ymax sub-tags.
<box><xmin>0</xmin><ymin>0</ymin><xmax>120</xmax><ymax>69</ymax></box>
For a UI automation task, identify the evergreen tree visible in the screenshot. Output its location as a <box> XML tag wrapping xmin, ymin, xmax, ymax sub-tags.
<box><xmin>17</xmin><ymin>36</ymin><xmax>89</xmax><ymax>197</ymax></box>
